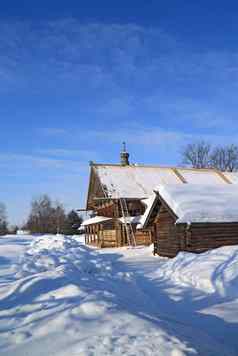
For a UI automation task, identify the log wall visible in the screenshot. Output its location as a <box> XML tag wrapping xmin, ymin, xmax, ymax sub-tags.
<box><xmin>95</xmin><ymin>200</ymin><xmax>145</xmax><ymax>219</ymax></box>
<box><xmin>154</xmin><ymin>203</ymin><xmax>238</xmax><ymax>257</ymax></box>
<box><xmin>101</xmin><ymin>230</ymin><xmax>118</xmax><ymax>248</ymax></box>
<box><xmin>85</xmin><ymin>219</ymin><xmax>123</xmax><ymax>248</ymax></box>
<box><xmin>154</xmin><ymin>206</ymin><xmax>180</xmax><ymax>257</ymax></box>
<box><xmin>135</xmin><ymin>230</ymin><xmax>152</xmax><ymax>245</ymax></box>
<box><xmin>96</xmin><ymin>203</ymin><xmax>115</xmax><ymax>218</ymax></box>
<box><xmin>85</xmin><ymin>223</ymin><xmax>152</xmax><ymax>248</ymax></box>
<box><xmin>186</xmin><ymin>223</ymin><xmax>238</xmax><ymax>253</ymax></box>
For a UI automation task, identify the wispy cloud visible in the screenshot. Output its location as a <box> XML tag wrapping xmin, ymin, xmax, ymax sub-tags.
<box><xmin>0</xmin><ymin>19</ymin><xmax>238</xmax><ymax>134</ymax></box>
<box><xmin>36</xmin><ymin>125</ymin><xmax>238</xmax><ymax>154</ymax></box>
<box><xmin>0</xmin><ymin>153</ymin><xmax>88</xmax><ymax>173</ymax></box>
<box><xmin>1</xmin><ymin>19</ymin><xmax>238</xmax><ymax>102</ymax></box>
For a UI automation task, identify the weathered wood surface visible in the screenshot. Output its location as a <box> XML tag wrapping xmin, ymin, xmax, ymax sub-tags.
<box><xmin>85</xmin><ymin>199</ymin><xmax>150</xmax><ymax>248</ymax></box>
<box><xmin>135</xmin><ymin>230</ymin><xmax>152</xmax><ymax>246</ymax></box>
<box><xmin>96</xmin><ymin>199</ymin><xmax>145</xmax><ymax>218</ymax></box>
<box><xmin>186</xmin><ymin>223</ymin><xmax>238</xmax><ymax>253</ymax></box>
<box><xmin>101</xmin><ymin>230</ymin><xmax>117</xmax><ymax>248</ymax></box>
<box><xmin>154</xmin><ymin>206</ymin><xmax>180</xmax><ymax>257</ymax></box>
<box><xmin>154</xmin><ymin>203</ymin><xmax>238</xmax><ymax>257</ymax></box>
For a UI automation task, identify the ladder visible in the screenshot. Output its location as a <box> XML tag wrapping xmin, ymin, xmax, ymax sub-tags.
<box><xmin>119</xmin><ymin>197</ymin><xmax>136</xmax><ymax>247</ymax></box>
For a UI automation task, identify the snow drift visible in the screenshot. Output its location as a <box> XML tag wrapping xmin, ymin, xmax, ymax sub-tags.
<box><xmin>154</xmin><ymin>245</ymin><xmax>238</xmax><ymax>297</ymax></box>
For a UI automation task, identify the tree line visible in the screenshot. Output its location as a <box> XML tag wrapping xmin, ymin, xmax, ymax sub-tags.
<box><xmin>181</xmin><ymin>142</ymin><xmax>238</xmax><ymax>171</ymax></box>
<box><xmin>0</xmin><ymin>195</ymin><xmax>82</xmax><ymax>236</ymax></box>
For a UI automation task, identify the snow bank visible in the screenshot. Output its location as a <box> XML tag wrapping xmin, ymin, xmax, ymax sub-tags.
<box><xmin>154</xmin><ymin>245</ymin><xmax>238</xmax><ymax>297</ymax></box>
<box><xmin>18</xmin><ymin>234</ymin><xmax>113</xmax><ymax>277</ymax></box>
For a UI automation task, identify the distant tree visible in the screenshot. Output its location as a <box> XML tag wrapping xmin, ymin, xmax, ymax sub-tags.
<box><xmin>181</xmin><ymin>141</ymin><xmax>211</xmax><ymax>169</ymax></box>
<box><xmin>0</xmin><ymin>203</ymin><xmax>8</xmax><ymax>235</ymax></box>
<box><xmin>53</xmin><ymin>202</ymin><xmax>66</xmax><ymax>234</ymax></box>
<box><xmin>26</xmin><ymin>195</ymin><xmax>52</xmax><ymax>233</ymax></box>
<box><xmin>210</xmin><ymin>144</ymin><xmax>238</xmax><ymax>172</ymax></box>
<box><xmin>25</xmin><ymin>195</ymin><xmax>67</xmax><ymax>234</ymax></box>
<box><xmin>63</xmin><ymin>210</ymin><xmax>83</xmax><ymax>235</ymax></box>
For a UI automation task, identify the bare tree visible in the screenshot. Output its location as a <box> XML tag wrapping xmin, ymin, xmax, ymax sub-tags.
<box><xmin>181</xmin><ymin>141</ymin><xmax>238</xmax><ymax>172</ymax></box>
<box><xmin>210</xmin><ymin>144</ymin><xmax>238</xmax><ymax>172</ymax></box>
<box><xmin>25</xmin><ymin>195</ymin><xmax>66</xmax><ymax>234</ymax></box>
<box><xmin>181</xmin><ymin>141</ymin><xmax>211</xmax><ymax>169</ymax></box>
<box><xmin>26</xmin><ymin>195</ymin><xmax>53</xmax><ymax>233</ymax></box>
<box><xmin>0</xmin><ymin>203</ymin><xmax>8</xmax><ymax>235</ymax></box>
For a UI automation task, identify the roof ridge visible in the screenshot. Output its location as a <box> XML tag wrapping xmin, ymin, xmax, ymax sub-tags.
<box><xmin>92</xmin><ymin>163</ymin><xmax>220</xmax><ymax>172</ymax></box>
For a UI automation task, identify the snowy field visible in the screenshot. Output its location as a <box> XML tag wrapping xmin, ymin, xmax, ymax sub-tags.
<box><xmin>0</xmin><ymin>235</ymin><xmax>238</xmax><ymax>355</ymax></box>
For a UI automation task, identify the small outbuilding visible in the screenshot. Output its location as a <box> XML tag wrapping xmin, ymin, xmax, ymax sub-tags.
<box><xmin>150</xmin><ymin>184</ymin><xmax>238</xmax><ymax>258</ymax></box>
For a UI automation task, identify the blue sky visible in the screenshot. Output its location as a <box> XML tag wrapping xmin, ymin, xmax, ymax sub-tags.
<box><xmin>1</xmin><ymin>1</ymin><xmax>238</xmax><ymax>224</ymax></box>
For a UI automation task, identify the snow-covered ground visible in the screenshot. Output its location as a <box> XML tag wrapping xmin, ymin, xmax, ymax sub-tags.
<box><xmin>0</xmin><ymin>235</ymin><xmax>238</xmax><ymax>355</ymax></box>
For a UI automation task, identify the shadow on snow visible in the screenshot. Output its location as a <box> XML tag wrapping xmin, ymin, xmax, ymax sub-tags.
<box><xmin>0</xmin><ymin>243</ymin><xmax>237</xmax><ymax>355</ymax></box>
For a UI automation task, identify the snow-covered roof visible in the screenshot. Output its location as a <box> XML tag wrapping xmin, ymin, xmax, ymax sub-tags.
<box><xmin>178</xmin><ymin>169</ymin><xmax>226</xmax><ymax>185</ymax></box>
<box><xmin>119</xmin><ymin>216</ymin><xmax>142</xmax><ymax>224</ymax></box>
<box><xmin>82</xmin><ymin>216</ymin><xmax>113</xmax><ymax>226</ymax></box>
<box><xmin>137</xmin><ymin>193</ymin><xmax>158</xmax><ymax>229</ymax></box>
<box><xmin>157</xmin><ymin>184</ymin><xmax>238</xmax><ymax>224</ymax></box>
<box><xmin>82</xmin><ymin>215</ymin><xmax>142</xmax><ymax>227</ymax></box>
<box><xmin>93</xmin><ymin>165</ymin><xmax>227</xmax><ymax>199</ymax></box>
<box><xmin>95</xmin><ymin>165</ymin><xmax>181</xmax><ymax>198</ymax></box>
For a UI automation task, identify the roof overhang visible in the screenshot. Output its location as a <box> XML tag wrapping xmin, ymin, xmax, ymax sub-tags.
<box><xmin>82</xmin><ymin>216</ymin><xmax>113</xmax><ymax>226</ymax></box>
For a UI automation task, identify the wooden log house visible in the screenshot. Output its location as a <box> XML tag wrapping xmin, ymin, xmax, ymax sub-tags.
<box><xmin>146</xmin><ymin>184</ymin><xmax>238</xmax><ymax>257</ymax></box>
<box><xmin>82</xmin><ymin>146</ymin><xmax>238</xmax><ymax>250</ymax></box>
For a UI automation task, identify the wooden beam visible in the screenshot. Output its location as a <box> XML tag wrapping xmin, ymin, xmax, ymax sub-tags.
<box><xmin>172</xmin><ymin>168</ymin><xmax>187</xmax><ymax>184</ymax></box>
<box><xmin>214</xmin><ymin>169</ymin><xmax>232</xmax><ymax>184</ymax></box>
